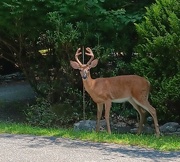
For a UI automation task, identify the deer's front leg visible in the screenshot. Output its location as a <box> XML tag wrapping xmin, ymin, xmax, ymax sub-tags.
<box><xmin>105</xmin><ymin>101</ymin><xmax>112</xmax><ymax>134</ymax></box>
<box><xmin>96</xmin><ymin>103</ymin><xmax>103</xmax><ymax>132</ymax></box>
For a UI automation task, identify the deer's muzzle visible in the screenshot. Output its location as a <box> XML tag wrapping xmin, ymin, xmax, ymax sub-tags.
<box><xmin>82</xmin><ymin>72</ymin><xmax>87</xmax><ymax>79</ymax></box>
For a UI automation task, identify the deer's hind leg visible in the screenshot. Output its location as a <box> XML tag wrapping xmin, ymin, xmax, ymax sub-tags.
<box><xmin>133</xmin><ymin>97</ymin><xmax>160</xmax><ymax>137</ymax></box>
<box><xmin>139</xmin><ymin>100</ymin><xmax>160</xmax><ymax>137</ymax></box>
<box><xmin>129</xmin><ymin>98</ymin><xmax>146</xmax><ymax>134</ymax></box>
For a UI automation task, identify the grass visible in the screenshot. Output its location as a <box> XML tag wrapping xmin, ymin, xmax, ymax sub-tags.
<box><xmin>0</xmin><ymin>121</ymin><xmax>180</xmax><ymax>152</ymax></box>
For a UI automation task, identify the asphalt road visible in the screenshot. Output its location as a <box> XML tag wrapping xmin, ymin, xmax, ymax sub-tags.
<box><xmin>0</xmin><ymin>134</ymin><xmax>180</xmax><ymax>162</ymax></box>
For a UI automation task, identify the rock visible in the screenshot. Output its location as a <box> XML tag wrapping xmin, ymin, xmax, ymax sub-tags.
<box><xmin>130</xmin><ymin>128</ymin><xmax>138</xmax><ymax>134</ymax></box>
<box><xmin>130</xmin><ymin>125</ymin><xmax>154</xmax><ymax>134</ymax></box>
<box><xmin>74</xmin><ymin>120</ymin><xmax>107</xmax><ymax>132</ymax></box>
<box><xmin>111</xmin><ymin>125</ymin><xmax>132</xmax><ymax>133</ymax></box>
<box><xmin>143</xmin><ymin>126</ymin><xmax>154</xmax><ymax>134</ymax></box>
<box><xmin>160</xmin><ymin>122</ymin><xmax>180</xmax><ymax>133</ymax></box>
<box><xmin>147</xmin><ymin>116</ymin><xmax>153</xmax><ymax>125</ymax></box>
<box><xmin>74</xmin><ymin>120</ymin><xmax>180</xmax><ymax>136</ymax></box>
<box><xmin>164</xmin><ymin>132</ymin><xmax>180</xmax><ymax>136</ymax></box>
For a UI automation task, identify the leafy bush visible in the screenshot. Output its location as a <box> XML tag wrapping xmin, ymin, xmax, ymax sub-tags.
<box><xmin>151</xmin><ymin>74</ymin><xmax>180</xmax><ymax>122</ymax></box>
<box><xmin>25</xmin><ymin>98</ymin><xmax>57</xmax><ymax>128</ymax></box>
<box><xmin>0</xmin><ymin>100</ymin><xmax>29</xmax><ymax>122</ymax></box>
<box><xmin>25</xmin><ymin>87</ymin><xmax>92</xmax><ymax>127</ymax></box>
<box><xmin>51</xmin><ymin>103</ymin><xmax>80</xmax><ymax>126</ymax></box>
<box><xmin>0</xmin><ymin>0</ymin><xmax>152</xmax><ymax>122</ymax></box>
<box><xmin>133</xmin><ymin>0</ymin><xmax>180</xmax><ymax>122</ymax></box>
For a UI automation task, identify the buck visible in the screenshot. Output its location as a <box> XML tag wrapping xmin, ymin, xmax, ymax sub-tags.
<box><xmin>70</xmin><ymin>47</ymin><xmax>160</xmax><ymax>137</ymax></box>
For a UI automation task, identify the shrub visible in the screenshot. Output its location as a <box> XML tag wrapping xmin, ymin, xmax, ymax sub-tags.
<box><xmin>133</xmin><ymin>0</ymin><xmax>180</xmax><ymax>122</ymax></box>
<box><xmin>25</xmin><ymin>98</ymin><xmax>57</xmax><ymax>128</ymax></box>
<box><xmin>25</xmin><ymin>87</ymin><xmax>88</xmax><ymax>128</ymax></box>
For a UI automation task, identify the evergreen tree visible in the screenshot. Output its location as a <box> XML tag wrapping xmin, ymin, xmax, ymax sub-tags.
<box><xmin>133</xmin><ymin>0</ymin><xmax>180</xmax><ymax>122</ymax></box>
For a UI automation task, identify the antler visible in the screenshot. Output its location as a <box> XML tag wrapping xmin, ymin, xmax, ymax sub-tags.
<box><xmin>75</xmin><ymin>48</ymin><xmax>83</xmax><ymax>66</ymax></box>
<box><xmin>85</xmin><ymin>47</ymin><xmax>94</xmax><ymax>65</ymax></box>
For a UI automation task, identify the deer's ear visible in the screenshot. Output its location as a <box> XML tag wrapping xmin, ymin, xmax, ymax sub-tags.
<box><xmin>70</xmin><ymin>61</ymin><xmax>81</xmax><ymax>69</ymax></box>
<box><xmin>90</xmin><ymin>59</ymin><xmax>98</xmax><ymax>68</ymax></box>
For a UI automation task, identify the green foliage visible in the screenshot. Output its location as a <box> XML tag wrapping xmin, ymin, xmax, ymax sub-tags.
<box><xmin>133</xmin><ymin>0</ymin><xmax>180</xmax><ymax>122</ymax></box>
<box><xmin>51</xmin><ymin>103</ymin><xmax>80</xmax><ymax>126</ymax></box>
<box><xmin>0</xmin><ymin>0</ymin><xmax>153</xmax><ymax>123</ymax></box>
<box><xmin>151</xmin><ymin>74</ymin><xmax>180</xmax><ymax>122</ymax></box>
<box><xmin>162</xmin><ymin>74</ymin><xmax>180</xmax><ymax>101</ymax></box>
<box><xmin>25</xmin><ymin>98</ymin><xmax>57</xmax><ymax>128</ymax></box>
<box><xmin>25</xmin><ymin>87</ymin><xmax>84</xmax><ymax>128</ymax></box>
<box><xmin>0</xmin><ymin>100</ymin><xmax>28</xmax><ymax>122</ymax></box>
<box><xmin>111</xmin><ymin>102</ymin><xmax>137</xmax><ymax>120</ymax></box>
<box><xmin>0</xmin><ymin>0</ymin><xmax>49</xmax><ymax>38</ymax></box>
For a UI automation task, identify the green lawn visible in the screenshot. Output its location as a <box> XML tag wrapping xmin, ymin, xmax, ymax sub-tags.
<box><xmin>0</xmin><ymin>121</ymin><xmax>179</xmax><ymax>152</ymax></box>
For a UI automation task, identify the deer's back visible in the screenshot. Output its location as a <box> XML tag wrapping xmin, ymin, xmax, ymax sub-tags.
<box><xmin>86</xmin><ymin>75</ymin><xmax>150</xmax><ymax>103</ymax></box>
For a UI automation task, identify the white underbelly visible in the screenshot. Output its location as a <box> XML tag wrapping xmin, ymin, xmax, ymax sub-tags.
<box><xmin>112</xmin><ymin>97</ymin><xmax>130</xmax><ymax>103</ymax></box>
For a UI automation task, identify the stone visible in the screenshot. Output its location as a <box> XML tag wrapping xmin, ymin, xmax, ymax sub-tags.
<box><xmin>147</xmin><ymin>116</ymin><xmax>153</xmax><ymax>125</ymax></box>
<box><xmin>160</xmin><ymin>122</ymin><xmax>180</xmax><ymax>133</ymax></box>
<box><xmin>112</xmin><ymin>124</ymin><xmax>132</xmax><ymax>134</ymax></box>
<box><xmin>130</xmin><ymin>128</ymin><xmax>138</xmax><ymax>134</ymax></box>
<box><xmin>74</xmin><ymin>120</ymin><xmax>180</xmax><ymax>136</ymax></box>
<box><xmin>143</xmin><ymin>126</ymin><xmax>154</xmax><ymax>134</ymax></box>
<box><xmin>74</xmin><ymin>120</ymin><xmax>107</xmax><ymax>132</ymax></box>
<box><xmin>130</xmin><ymin>125</ymin><xmax>154</xmax><ymax>134</ymax></box>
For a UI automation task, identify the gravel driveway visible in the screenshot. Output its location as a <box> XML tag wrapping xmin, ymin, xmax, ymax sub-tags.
<box><xmin>0</xmin><ymin>81</ymin><xmax>35</xmax><ymax>102</ymax></box>
<box><xmin>0</xmin><ymin>134</ymin><xmax>180</xmax><ymax>162</ymax></box>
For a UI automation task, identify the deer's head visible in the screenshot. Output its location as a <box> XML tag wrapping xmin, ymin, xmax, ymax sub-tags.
<box><xmin>70</xmin><ymin>47</ymin><xmax>98</xmax><ymax>80</ymax></box>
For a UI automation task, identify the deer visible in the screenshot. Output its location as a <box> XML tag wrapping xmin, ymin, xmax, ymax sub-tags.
<box><xmin>70</xmin><ymin>47</ymin><xmax>160</xmax><ymax>137</ymax></box>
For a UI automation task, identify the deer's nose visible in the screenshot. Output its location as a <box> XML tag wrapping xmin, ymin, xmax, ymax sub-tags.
<box><xmin>82</xmin><ymin>72</ymin><xmax>87</xmax><ymax>79</ymax></box>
